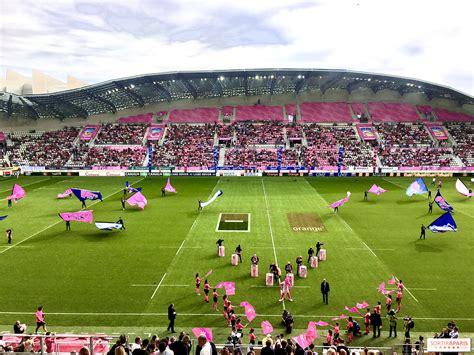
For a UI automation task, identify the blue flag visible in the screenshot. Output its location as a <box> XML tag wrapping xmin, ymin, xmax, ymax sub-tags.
<box><xmin>0</xmin><ymin>215</ymin><xmax>8</xmax><ymax>221</ymax></box>
<box><xmin>406</xmin><ymin>178</ymin><xmax>428</xmax><ymax>196</ymax></box>
<box><xmin>71</xmin><ymin>188</ymin><xmax>103</xmax><ymax>202</ymax></box>
<box><xmin>428</xmin><ymin>212</ymin><xmax>457</xmax><ymax>233</ymax></box>
<box><xmin>434</xmin><ymin>191</ymin><xmax>454</xmax><ymax>212</ymax></box>
<box><xmin>125</xmin><ymin>181</ymin><xmax>142</xmax><ymax>193</ymax></box>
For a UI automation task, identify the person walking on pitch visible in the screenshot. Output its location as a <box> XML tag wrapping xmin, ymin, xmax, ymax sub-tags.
<box><xmin>235</xmin><ymin>244</ymin><xmax>243</xmax><ymax>263</ymax></box>
<box><xmin>81</xmin><ymin>200</ymin><xmax>86</xmax><ymax>209</ymax></box>
<box><xmin>6</xmin><ymin>229</ymin><xmax>12</xmax><ymax>244</ymax></box>
<box><xmin>321</xmin><ymin>278</ymin><xmax>330</xmax><ymax>304</ymax></box>
<box><xmin>295</xmin><ymin>256</ymin><xmax>303</xmax><ymax>276</ymax></box>
<box><xmin>307</xmin><ymin>247</ymin><xmax>314</xmax><ymax>263</ymax></box>
<box><xmin>216</xmin><ymin>238</ymin><xmax>224</xmax><ymax>253</ymax></box>
<box><xmin>364</xmin><ymin>191</ymin><xmax>368</xmax><ymax>200</ymax></box>
<box><xmin>428</xmin><ymin>201</ymin><xmax>433</xmax><ymax>214</ymax></box>
<box><xmin>285</xmin><ymin>261</ymin><xmax>293</xmax><ymax>274</ymax></box>
<box><xmin>167</xmin><ymin>304</ymin><xmax>176</xmax><ymax>333</ymax></box>
<box><xmin>121</xmin><ymin>197</ymin><xmax>126</xmax><ymax>211</ymax></box>
<box><xmin>161</xmin><ymin>187</ymin><xmax>166</xmax><ymax>197</ymax></box>
<box><xmin>35</xmin><ymin>306</ymin><xmax>47</xmax><ymax>334</ymax></box>
<box><xmin>65</xmin><ymin>220</ymin><xmax>71</xmax><ymax>231</ymax></box>
<box><xmin>419</xmin><ymin>224</ymin><xmax>426</xmax><ymax>240</ymax></box>
<box><xmin>316</xmin><ymin>241</ymin><xmax>324</xmax><ymax>258</ymax></box>
<box><xmin>250</xmin><ymin>254</ymin><xmax>259</xmax><ymax>265</ymax></box>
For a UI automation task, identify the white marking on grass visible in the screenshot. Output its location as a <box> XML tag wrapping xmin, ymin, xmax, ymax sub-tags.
<box><xmin>395</xmin><ymin>277</ymin><xmax>419</xmax><ymax>303</ymax></box>
<box><xmin>456</xmin><ymin>209</ymin><xmax>474</xmax><ymax>219</ymax></box>
<box><xmin>0</xmin><ymin>177</ymin><xmax>146</xmax><ymax>255</ymax></box>
<box><xmin>0</xmin><ymin>311</ymin><xmax>473</xmax><ymax>321</ymax></box>
<box><xmin>190</xmin><ymin>219</ymin><xmax>198</xmax><ymax>231</ymax></box>
<box><xmin>150</xmin><ymin>273</ymin><xmax>167</xmax><ymax>299</ymax></box>
<box><xmin>346</xmin><ymin>248</ymin><xmax>394</xmax><ymax>251</ymax></box>
<box><xmin>0</xmin><ymin>245</ymin><xmax>34</xmax><ymax>249</ymax></box>
<box><xmin>362</xmin><ymin>242</ymin><xmax>377</xmax><ymax>257</ymax></box>
<box><xmin>215</xmin><ymin>213</ymin><xmax>251</xmax><ymax>233</ymax></box>
<box><xmin>261</xmin><ymin>179</ymin><xmax>285</xmax><ymax>310</ymax></box>
<box><xmin>380</xmin><ymin>287</ymin><xmax>437</xmax><ymax>291</ymax></box>
<box><xmin>382</xmin><ymin>178</ymin><xmax>406</xmax><ymax>190</ymax></box>
<box><xmin>132</xmin><ymin>284</ymin><xmax>189</xmax><ymax>287</ymax></box>
<box><xmin>175</xmin><ymin>240</ymin><xmax>186</xmax><ymax>256</ymax></box>
<box><xmin>250</xmin><ymin>285</ymin><xmax>311</xmax><ymax>289</ymax></box>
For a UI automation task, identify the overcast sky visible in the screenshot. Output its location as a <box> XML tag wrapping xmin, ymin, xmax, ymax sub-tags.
<box><xmin>0</xmin><ymin>0</ymin><xmax>473</xmax><ymax>95</ymax></box>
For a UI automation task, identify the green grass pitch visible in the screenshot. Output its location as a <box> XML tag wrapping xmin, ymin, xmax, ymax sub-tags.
<box><xmin>0</xmin><ymin>175</ymin><xmax>472</xmax><ymax>345</ymax></box>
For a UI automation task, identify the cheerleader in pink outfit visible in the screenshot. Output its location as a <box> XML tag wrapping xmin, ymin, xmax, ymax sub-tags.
<box><xmin>195</xmin><ymin>273</ymin><xmax>201</xmax><ymax>295</ymax></box>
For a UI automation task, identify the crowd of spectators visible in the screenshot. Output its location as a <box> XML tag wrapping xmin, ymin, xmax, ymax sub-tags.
<box><xmin>378</xmin><ymin>147</ymin><xmax>456</xmax><ymax>167</ymax></box>
<box><xmin>234</xmin><ymin>122</ymin><xmax>285</xmax><ymax>146</ymax></box>
<box><xmin>376</xmin><ymin>123</ymin><xmax>432</xmax><ymax>148</ymax></box>
<box><xmin>445</xmin><ymin>123</ymin><xmax>473</xmax><ymax>166</ymax></box>
<box><xmin>8</xmin><ymin>127</ymin><xmax>80</xmax><ymax>167</ymax></box>
<box><xmin>95</xmin><ymin>124</ymin><xmax>147</xmax><ymax>145</ymax></box>
<box><xmin>68</xmin><ymin>145</ymin><xmax>146</xmax><ymax>167</ymax></box>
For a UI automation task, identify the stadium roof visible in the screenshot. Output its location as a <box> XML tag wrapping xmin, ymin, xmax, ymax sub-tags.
<box><xmin>1</xmin><ymin>68</ymin><xmax>473</xmax><ymax>120</ymax></box>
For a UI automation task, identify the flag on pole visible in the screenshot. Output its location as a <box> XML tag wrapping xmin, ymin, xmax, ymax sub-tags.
<box><xmin>205</xmin><ymin>270</ymin><xmax>213</xmax><ymax>277</ymax></box>
<box><xmin>125</xmin><ymin>181</ymin><xmax>142</xmax><ymax>193</ymax></box>
<box><xmin>192</xmin><ymin>328</ymin><xmax>213</xmax><ymax>342</ymax></box>
<box><xmin>59</xmin><ymin>210</ymin><xmax>93</xmax><ymax>223</ymax></box>
<box><xmin>328</xmin><ymin>192</ymin><xmax>351</xmax><ymax>209</ymax></box>
<box><xmin>240</xmin><ymin>301</ymin><xmax>256</xmax><ymax>322</ymax></box>
<box><xmin>331</xmin><ymin>314</ymin><xmax>347</xmax><ymax>321</ymax></box>
<box><xmin>8</xmin><ymin>184</ymin><xmax>26</xmax><ymax>202</ymax></box>
<box><xmin>127</xmin><ymin>192</ymin><xmax>148</xmax><ymax>209</ymax></box>
<box><xmin>215</xmin><ymin>281</ymin><xmax>235</xmax><ymax>295</ymax></box>
<box><xmin>315</xmin><ymin>321</ymin><xmax>329</xmax><ymax>327</ymax></box>
<box><xmin>95</xmin><ymin>222</ymin><xmax>123</xmax><ymax>231</ymax></box>
<box><xmin>200</xmin><ymin>190</ymin><xmax>223</xmax><ymax>209</ymax></box>
<box><xmin>428</xmin><ymin>212</ymin><xmax>457</xmax><ymax>233</ymax></box>
<box><xmin>71</xmin><ymin>188</ymin><xmax>103</xmax><ymax>202</ymax></box>
<box><xmin>388</xmin><ymin>275</ymin><xmax>397</xmax><ymax>285</ymax></box>
<box><xmin>368</xmin><ymin>184</ymin><xmax>387</xmax><ymax>195</ymax></box>
<box><xmin>261</xmin><ymin>321</ymin><xmax>273</xmax><ymax>335</ymax></box>
<box><xmin>356</xmin><ymin>302</ymin><xmax>369</xmax><ymax>309</ymax></box>
<box><xmin>344</xmin><ymin>306</ymin><xmax>359</xmax><ymax>313</ymax></box>
<box><xmin>406</xmin><ymin>178</ymin><xmax>428</xmax><ymax>196</ymax></box>
<box><xmin>455</xmin><ymin>179</ymin><xmax>474</xmax><ymax>197</ymax></box>
<box><xmin>0</xmin><ymin>215</ymin><xmax>8</xmax><ymax>221</ymax></box>
<box><xmin>434</xmin><ymin>191</ymin><xmax>454</xmax><ymax>212</ymax></box>
<box><xmin>165</xmin><ymin>178</ymin><xmax>177</xmax><ymax>193</ymax></box>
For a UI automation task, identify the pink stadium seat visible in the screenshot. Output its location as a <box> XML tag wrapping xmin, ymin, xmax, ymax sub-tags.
<box><xmin>222</xmin><ymin>106</ymin><xmax>234</xmax><ymax>116</ymax></box>
<box><xmin>299</xmin><ymin>102</ymin><xmax>351</xmax><ymax>122</ymax></box>
<box><xmin>285</xmin><ymin>104</ymin><xmax>297</xmax><ymax>116</ymax></box>
<box><xmin>351</xmin><ymin>103</ymin><xmax>366</xmax><ymax>117</ymax></box>
<box><xmin>435</xmin><ymin>108</ymin><xmax>474</xmax><ymax>122</ymax></box>
<box><xmin>367</xmin><ymin>103</ymin><xmax>420</xmax><ymax>122</ymax></box>
<box><xmin>168</xmin><ymin>107</ymin><xmax>219</xmax><ymax>123</ymax></box>
<box><xmin>235</xmin><ymin>105</ymin><xmax>284</xmax><ymax>121</ymax></box>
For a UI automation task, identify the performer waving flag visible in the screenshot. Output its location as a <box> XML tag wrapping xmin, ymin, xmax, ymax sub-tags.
<box><xmin>455</xmin><ymin>179</ymin><xmax>473</xmax><ymax>197</ymax></box>
<box><xmin>428</xmin><ymin>212</ymin><xmax>457</xmax><ymax>233</ymax></box>
<box><xmin>199</xmin><ymin>190</ymin><xmax>224</xmax><ymax>210</ymax></box>
<box><xmin>8</xmin><ymin>184</ymin><xmax>26</xmax><ymax>203</ymax></box>
<box><xmin>434</xmin><ymin>191</ymin><xmax>454</xmax><ymax>212</ymax></box>
<box><xmin>406</xmin><ymin>178</ymin><xmax>428</xmax><ymax>196</ymax></box>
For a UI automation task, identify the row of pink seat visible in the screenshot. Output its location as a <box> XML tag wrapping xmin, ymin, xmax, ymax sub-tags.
<box><xmin>299</xmin><ymin>102</ymin><xmax>352</xmax><ymax>122</ymax></box>
<box><xmin>168</xmin><ymin>107</ymin><xmax>220</xmax><ymax>123</ymax></box>
<box><xmin>235</xmin><ymin>105</ymin><xmax>284</xmax><ymax>121</ymax></box>
<box><xmin>367</xmin><ymin>103</ymin><xmax>420</xmax><ymax>122</ymax></box>
<box><xmin>117</xmin><ymin>113</ymin><xmax>153</xmax><ymax>124</ymax></box>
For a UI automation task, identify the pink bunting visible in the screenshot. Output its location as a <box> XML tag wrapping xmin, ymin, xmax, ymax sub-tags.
<box><xmin>387</xmin><ymin>275</ymin><xmax>396</xmax><ymax>285</ymax></box>
<box><xmin>59</xmin><ymin>210</ymin><xmax>93</xmax><ymax>223</ymax></box>
<box><xmin>205</xmin><ymin>270</ymin><xmax>213</xmax><ymax>277</ymax></box>
<box><xmin>356</xmin><ymin>302</ymin><xmax>369</xmax><ymax>309</ymax></box>
<box><xmin>328</xmin><ymin>192</ymin><xmax>351</xmax><ymax>209</ymax></box>
<box><xmin>215</xmin><ymin>282</ymin><xmax>235</xmax><ymax>295</ymax></box>
<box><xmin>331</xmin><ymin>314</ymin><xmax>347</xmax><ymax>321</ymax></box>
<box><xmin>261</xmin><ymin>321</ymin><xmax>273</xmax><ymax>335</ymax></box>
<box><xmin>315</xmin><ymin>321</ymin><xmax>329</xmax><ymax>327</ymax></box>
<box><xmin>240</xmin><ymin>301</ymin><xmax>256</xmax><ymax>322</ymax></box>
<box><xmin>192</xmin><ymin>328</ymin><xmax>213</xmax><ymax>342</ymax></box>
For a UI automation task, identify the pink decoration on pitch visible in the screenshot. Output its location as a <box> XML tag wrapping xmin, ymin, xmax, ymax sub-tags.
<box><xmin>57</xmin><ymin>188</ymin><xmax>72</xmax><ymax>199</ymax></box>
<box><xmin>126</xmin><ymin>192</ymin><xmax>148</xmax><ymax>209</ymax></box>
<box><xmin>315</xmin><ymin>321</ymin><xmax>329</xmax><ymax>327</ymax></box>
<box><xmin>455</xmin><ymin>179</ymin><xmax>474</xmax><ymax>197</ymax></box>
<box><xmin>388</xmin><ymin>276</ymin><xmax>397</xmax><ymax>285</ymax></box>
<box><xmin>231</xmin><ymin>254</ymin><xmax>239</xmax><ymax>265</ymax></box>
<box><xmin>285</xmin><ymin>273</ymin><xmax>294</xmax><ymax>288</ymax></box>
<box><xmin>165</xmin><ymin>178</ymin><xmax>177</xmax><ymax>193</ymax></box>
<box><xmin>299</xmin><ymin>265</ymin><xmax>307</xmax><ymax>278</ymax></box>
<box><xmin>265</xmin><ymin>273</ymin><xmax>274</xmax><ymax>286</ymax></box>
<box><xmin>261</xmin><ymin>321</ymin><xmax>273</xmax><ymax>335</ymax></box>
<box><xmin>306</xmin><ymin>321</ymin><xmax>318</xmax><ymax>339</ymax></box>
<box><xmin>310</xmin><ymin>256</ymin><xmax>318</xmax><ymax>268</ymax></box>
<box><xmin>319</xmin><ymin>249</ymin><xmax>326</xmax><ymax>261</ymax></box>
<box><xmin>59</xmin><ymin>210</ymin><xmax>93</xmax><ymax>223</ymax></box>
<box><xmin>192</xmin><ymin>328</ymin><xmax>213</xmax><ymax>342</ymax></box>
<box><xmin>378</xmin><ymin>282</ymin><xmax>385</xmax><ymax>293</ymax></box>
<box><xmin>218</xmin><ymin>246</ymin><xmax>225</xmax><ymax>257</ymax></box>
<box><xmin>344</xmin><ymin>306</ymin><xmax>359</xmax><ymax>313</ymax></box>
<box><xmin>205</xmin><ymin>270</ymin><xmax>213</xmax><ymax>277</ymax></box>
<box><xmin>215</xmin><ymin>282</ymin><xmax>235</xmax><ymax>295</ymax></box>
<box><xmin>328</xmin><ymin>192</ymin><xmax>351</xmax><ymax>209</ymax></box>
<box><xmin>331</xmin><ymin>314</ymin><xmax>347</xmax><ymax>321</ymax></box>
<box><xmin>368</xmin><ymin>184</ymin><xmax>387</xmax><ymax>195</ymax></box>
<box><xmin>240</xmin><ymin>301</ymin><xmax>256</xmax><ymax>322</ymax></box>
<box><xmin>356</xmin><ymin>302</ymin><xmax>369</xmax><ymax>309</ymax></box>
<box><xmin>8</xmin><ymin>184</ymin><xmax>26</xmax><ymax>201</ymax></box>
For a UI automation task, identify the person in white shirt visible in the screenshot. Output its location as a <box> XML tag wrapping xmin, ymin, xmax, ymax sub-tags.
<box><xmin>198</xmin><ymin>335</ymin><xmax>211</xmax><ymax>355</ymax></box>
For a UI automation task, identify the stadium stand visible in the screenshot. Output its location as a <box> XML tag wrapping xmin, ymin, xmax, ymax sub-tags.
<box><xmin>68</xmin><ymin>145</ymin><xmax>146</xmax><ymax>168</ymax></box>
<box><xmin>234</xmin><ymin>122</ymin><xmax>285</xmax><ymax>146</ymax></box>
<box><xmin>445</xmin><ymin>122</ymin><xmax>473</xmax><ymax>166</ymax></box>
<box><xmin>435</xmin><ymin>108</ymin><xmax>474</xmax><ymax>122</ymax></box>
<box><xmin>299</xmin><ymin>102</ymin><xmax>352</xmax><ymax>123</ymax></box>
<box><xmin>95</xmin><ymin>123</ymin><xmax>147</xmax><ymax>145</ymax></box>
<box><xmin>376</xmin><ymin>123</ymin><xmax>432</xmax><ymax>147</ymax></box>
<box><xmin>378</xmin><ymin>147</ymin><xmax>458</xmax><ymax>167</ymax></box>
<box><xmin>235</xmin><ymin>104</ymin><xmax>284</xmax><ymax>121</ymax></box>
<box><xmin>117</xmin><ymin>113</ymin><xmax>153</xmax><ymax>124</ymax></box>
<box><xmin>366</xmin><ymin>103</ymin><xmax>421</xmax><ymax>122</ymax></box>
<box><xmin>168</xmin><ymin>107</ymin><xmax>219</xmax><ymax>123</ymax></box>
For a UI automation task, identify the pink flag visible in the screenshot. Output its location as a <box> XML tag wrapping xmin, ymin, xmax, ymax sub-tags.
<box><xmin>292</xmin><ymin>334</ymin><xmax>311</xmax><ymax>349</ymax></box>
<box><xmin>59</xmin><ymin>210</ymin><xmax>93</xmax><ymax>223</ymax></box>
<box><xmin>356</xmin><ymin>302</ymin><xmax>369</xmax><ymax>309</ymax></box>
<box><xmin>331</xmin><ymin>314</ymin><xmax>347</xmax><ymax>321</ymax></box>
<box><xmin>126</xmin><ymin>191</ymin><xmax>148</xmax><ymax>209</ymax></box>
<box><xmin>306</xmin><ymin>322</ymin><xmax>318</xmax><ymax>339</ymax></box>
<box><xmin>192</xmin><ymin>328</ymin><xmax>213</xmax><ymax>342</ymax></box>
<box><xmin>315</xmin><ymin>321</ymin><xmax>329</xmax><ymax>327</ymax></box>
<box><xmin>378</xmin><ymin>282</ymin><xmax>385</xmax><ymax>293</ymax></box>
<box><xmin>368</xmin><ymin>184</ymin><xmax>387</xmax><ymax>195</ymax></box>
<box><xmin>261</xmin><ymin>321</ymin><xmax>273</xmax><ymax>335</ymax></box>
<box><xmin>215</xmin><ymin>282</ymin><xmax>235</xmax><ymax>295</ymax></box>
<box><xmin>205</xmin><ymin>270</ymin><xmax>213</xmax><ymax>277</ymax></box>
<box><xmin>387</xmin><ymin>275</ymin><xmax>396</xmax><ymax>285</ymax></box>
<box><xmin>8</xmin><ymin>184</ymin><xmax>26</xmax><ymax>201</ymax></box>
<box><xmin>165</xmin><ymin>178</ymin><xmax>177</xmax><ymax>193</ymax></box>
<box><xmin>328</xmin><ymin>192</ymin><xmax>351</xmax><ymax>209</ymax></box>
<box><xmin>240</xmin><ymin>302</ymin><xmax>256</xmax><ymax>322</ymax></box>
<box><xmin>344</xmin><ymin>306</ymin><xmax>359</xmax><ymax>313</ymax></box>
<box><xmin>57</xmin><ymin>188</ymin><xmax>72</xmax><ymax>199</ymax></box>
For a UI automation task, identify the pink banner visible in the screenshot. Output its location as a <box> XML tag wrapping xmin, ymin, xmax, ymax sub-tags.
<box><xmin>344</xmin><ymin>306</ymin><xmax>359</xmax><ymax>313</ymax></box>
<box><xmin>126</xmin><ymin>192</ymin><xmax>148</xmax><ymax>209</ymax></box>
<box><xmin>378</xmin><ymin>282</ymin><xmax>385</xmax><ymax>293</ymax></box>
<box><xmin>315</xmin><ymin>321</ymin><xmax>329</xmax><ymax>327</ymax></box>
<box><xmin>261</xmin><ymin>321</ymin><xmax>273</xmax><ymax>334</ymax></box>
<box><xmin>240</xmin><ymin>301</ymin><xmax>256</xmax><ymax>322</ymax></box>
<box><xmin>356</xmin><ymin>302</ymin><xmax>369</xmax><ymax>309</ymax></box>
<box><xmin>59</xmin><ymin>210</ymin><xmax>93</xmax><ymax>223</ymax></box>
<box><xmin>215</xmin><ymin>281</ymin><xmax>235</xmax><ymax>295</ymax></box>
<box><xmin>165</xmin><ymin>177</ymin><xmax>177</xmax><ymax>193</ymax></box>
<box><xmin>426</xmin><ymin>123</ymin><xmax>448</xmax><ymax>140</ymax></box>
<box><xmin>148</xmin><ymin>124</ymin><xmax>164</xmax><ymax>140</ymax></box>
<box><xmin>192</xmin><ymin>328</ymin><xmax>213</xmax><ymax>342</ymax></box>
<box><xmin>292</xmin><ymin>334</ymin><xmax>312</xmax><ymax>349</ymax></box>
<box><xmin>8</xmin><ymin>184</ymin><xmax>26</xmax><ymax>201</ymax></box>
<box><xmin>328</xmin><ymin>191</ymin><xmax>351</xmax><ymax>209</ymax></box>
<box><xmin>356</xmin><ymin>124</ymin><xmax>377</xmax><ymax>141</ymax></box>
<box><xmin>306</xmin><ymin>321</ymin><xmax>318</xmax><ymax>339</ymax></box>
<box><xmin>57</xmin><ymin>188</ymin><xmax>72</xmax><ymax>199</ymax></box>
<box><xmin>368</xmin><ymin>184</ymin><xmax>387</xmax><ymax>195</ymax></box>
<box><xmin>331</xmin><ymin>314</ymin><xmax>347</xmax><ymax>321</ymax></box>
<box><xmin>387</xmin><ymin>276</ymin><xmax>396</xmax><ymax>285</ymax></box>
<box><xmin>79</xmin><ymin>125</ymin><xmax>100</xmax><ymax>141</ymax></box>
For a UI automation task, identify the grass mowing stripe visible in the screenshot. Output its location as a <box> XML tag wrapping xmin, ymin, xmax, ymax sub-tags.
<box><xmin>261</xmin><ymin>178</ymin><xmax>285</xmax><ymax>310</ymax></box>
<box><xmin>150</xmin><ymin>273</ymin><xmax>167</xmax><ymax>300</ymax></box>
<box><xmin>0</xmin><ymin>177</ymin><xmax>146</xmax><ymax>255</ymax></box>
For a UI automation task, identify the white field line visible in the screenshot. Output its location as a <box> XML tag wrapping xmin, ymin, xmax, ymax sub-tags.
<box><xmin>175</xmin><ymin>240</ymin><xmax>186</xmax><ymax>256</ymax></box>
<box><xmin>0</xmin><ymin>246</ymin><xmax>34</xmax><ymax>248</ymax></box>
<box><xmin>382</xmin><ymin>178</ymin><xmax>407</xmax><ymax>190</ymax></box>
<box><xmin>150</xmin><ymin>273</ymin><xmax>167</xmax><ymax>300</ymax></box>
<box><xmin>132</xmin><ymin>284</ymin><xmax>189</xmax><ymax>287</ymax></box>
<box><xmin>395</xmin><ymin>277</ymin><xmax>419</xmax><ymax>303</ymax></box>
<box><xmin>0</xmin><ymin>311</ymin><xmax>472</xmax><ymax>321</ymax></box>
<box><xmin>378</xmin><ymin>287</ymin><xmax>437</xmax><ymax>291</ymax></box>
<box><xmin>362</xmin><ymin>242</ymin><xmax>377</xmax><ymax>257</ymax></box>
<box><xmin>261</xmin><ymin>178</ymin><xmax>285</xmax><ymax>310</ymax></box>
<box><xmin>0</xmin><ymin>177</ymin><xmax>146</xmax><ymax>255</ymax></box>
<box><xmin>250</xmin><ymin>285</ymin><xmax>311</xmax><ymax>289</ymax></box>
<box><xmin>0</xmin><ymin>178</ymin><xmax>51</xmax><ymax>194</ymax></box>
<box><xmin>346</xmin><ymin>248</ymin><xmax>394</xmax><ymax>251</ymax></box>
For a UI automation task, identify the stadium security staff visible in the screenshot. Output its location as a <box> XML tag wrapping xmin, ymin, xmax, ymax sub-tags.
<box><xmin>321</xmin><ymin>278</ymin><xmax>330</xmax><ymax>304</ymax></box>
<box><xmin>167</xmin><ymin>304</ymin><xmax>176</xmax><ymax>333</ymax></box>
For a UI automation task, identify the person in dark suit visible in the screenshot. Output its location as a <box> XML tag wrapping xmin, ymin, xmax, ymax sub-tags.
<box><xmin>307</xmin><ymin>247</ymin><xmax>314</xmax><ymax>263</ymax></box>
<box><xmin>364</xmin><ymin>191</ymin><xmax>368</xmax><ymax>201</ymax></box>
<box><xmin>321</xmin><ymin>279</ymin><xmax>330</xmax><ymax>304</ymax></box>
<box><xmin>316</xmin><ymin>242</ymin><xmax>324</xmax><ymax>258</ymax></box>
<box><xmin>419</xmin><ymin>224</ymin><xmax>426</xmax><ymax>240</ymax></box>
<box><xmin>370</xmin><ymin>309</ymin><xmax>382</xmax><ymax>337</ymax></box>
<box><xmin>161</xmin><ymin>187</ymin><xmax>166</xmax><ymax>197</ymax></box>
<box><xmin>428</xmin><ymin>201</ymin><xmax>433</xmax><ymax>214</ymax></box>
<box><xmin>260</xmin><ymin>340</ymin><xmax>274</xmax><ymax>355</ymax></box>
<box><xmin>167</xmin><ymin>304</ymin><xmax>176</xmax><ymax>333</ymax></box>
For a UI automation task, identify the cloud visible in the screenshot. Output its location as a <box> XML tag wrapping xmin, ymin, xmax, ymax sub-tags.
<box><xmin>0</xmin><ymin>0</ymin><xmax>472</xmax><ymax>95</ymax></box>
